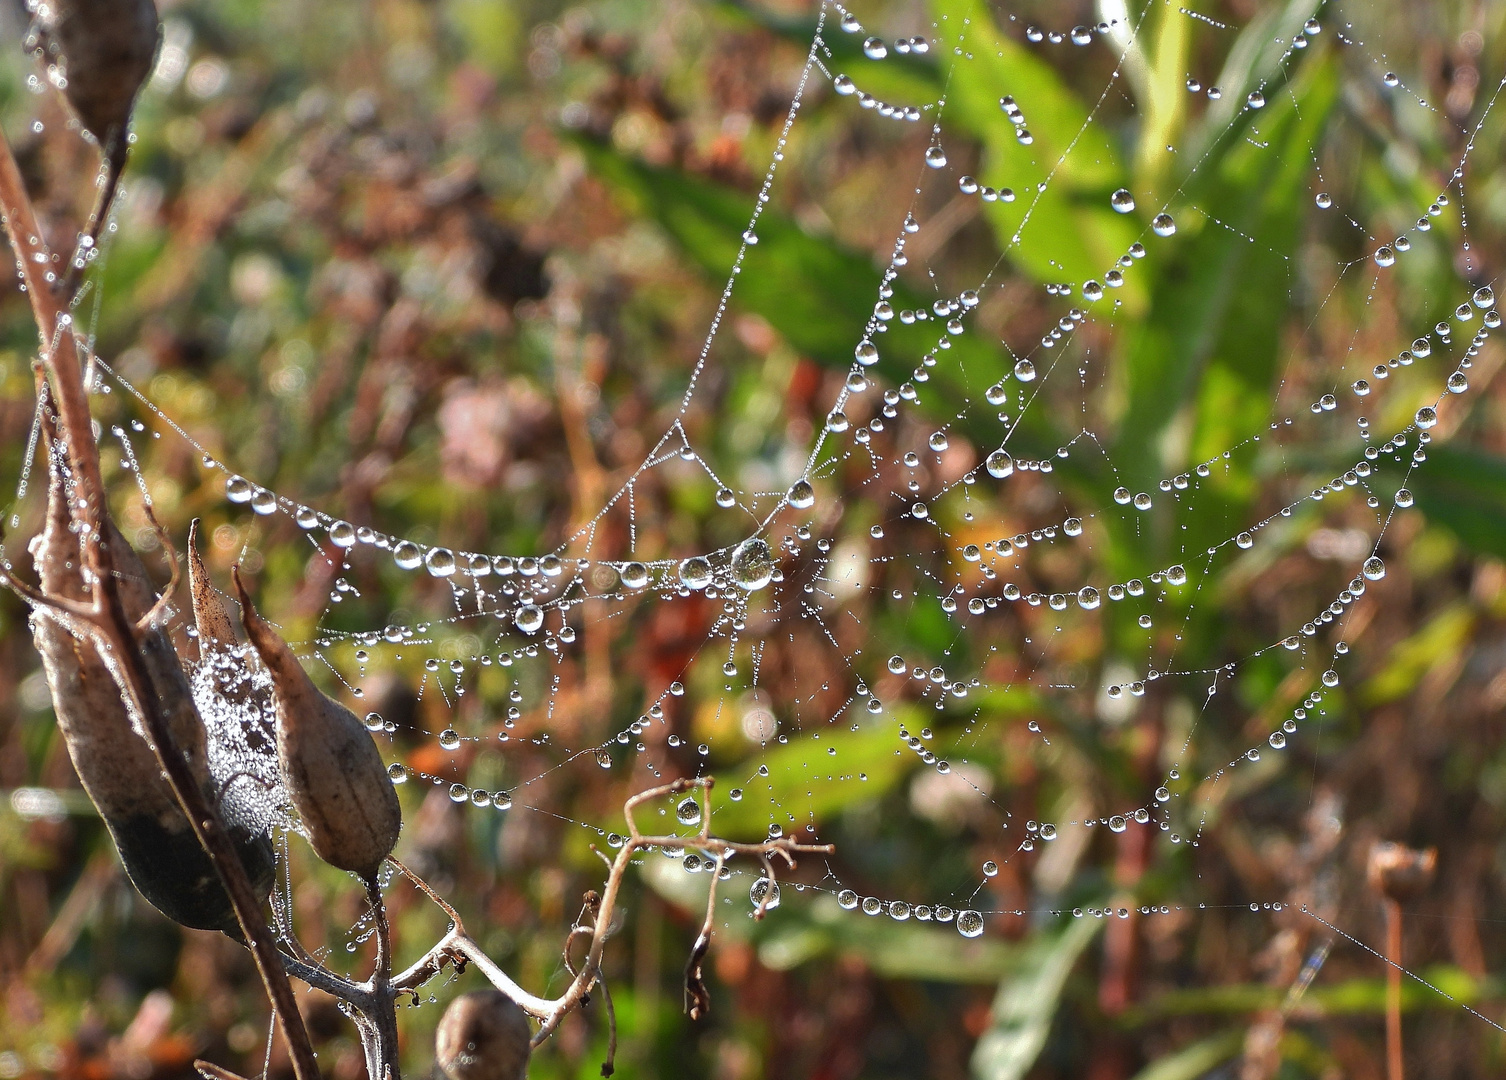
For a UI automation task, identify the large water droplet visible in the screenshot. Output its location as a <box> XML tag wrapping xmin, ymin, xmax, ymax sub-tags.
<box><xmin>986</xmin><ymin>450</ymin><xmax>1014</xmax><ymax>478</ymax></box>
<box><xmin>226</xmin><ymin>475</ymin><xmax>254</xmax><ymax>503</ymax></box>
<box><xmin>1110</xmin><ymin>189</ymin><xmax>1136</xmax><ymax>213</ymax></box>
<box><xmin>676</xmin><ymin>796</ymin><xmax>703</xmax><ymax>826</ymax></box>
<box><xmin>750</xmin><ymin>878</ymin><xmax>781</xmax><ymax>910</ymax></box>
<box><xmin>924</xmin><ymin>146</ymin><xmax>947</xmax><ymax>169</ymax></box>
<box><xmin>515</xmin><ymin>604</ymin><xmax>544</xmax><ymax>633</ymax></box>
<box><xmin>1448</xmin><ymin>372</ymin><xmax>1469</xmax><ymax>393</ymax></box>
<box><xmin>789</xmin><ymin>480</ymin><xmax>816</xmax><ymax>509</ymax></box>
<box><xmin>955</xmin><ymin>910</ymin><xmax>985</xmax><ymax>937</ymax></box>
<box><xmin>393</xmin><ymin>541</ymin><xmax>422</xmax><ymax>569</ymax></box>
<box><xmin>679</xmin><ymin>556</ymin><xmax>713</xmax><ymax>590</ymax></box>
<box><xmin>1151</xmin><ymin>213</ymin><xmax>1176</xmax><ymax>237</ymax></box>
<box><xmin>329</xmin><ymin>520</ymin><xmax>357</xmax><ymax>547</ymax></box>
<box><xmin>1414</xmin><ymin>406</ymin><xmax>1437</xmax><ymax>429</ymax></box>
<box><xmin>1374</xmin><ymin>246</ymin><xmax>1396</xmax><ymax>268</ymax></box>
<box><xmin>1362</xmin><ymin>556</ymin><xmax>1386</xmax><ymax>580</ymax></box>
<box><xmin>862</xmin><ymin>36</ymin><xmax>887</xmax><ymax>59</ymax></box>
<box><xmin>621</xmin><ymin>561</ymin><xmax>649</xmax><ymax>589</ymax></box>
<box><xmin>1395</xmin><ymin>488</ymin><xmax>1414</xmax><ymax>508</ymax></box>
<box><xmin>425</xmin><ymin>547</ymin><xmax>456</xmax><ymax>577</ymax></box>
<box><xmin>731</xmin><ymin>538</ymin><xmax>774</xmax><ymax>591</ymax></box>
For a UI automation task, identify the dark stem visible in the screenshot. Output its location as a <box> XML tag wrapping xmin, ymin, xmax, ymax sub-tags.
<box><xmin>1384</xmin><ymin>897</ymin><xmax>1404</xmax><ymax>1080</ymax></box>
<box><xmin>363</xmin><ymin>874</ymin><xmax>402</xmax><ymax>1080</ymax></box>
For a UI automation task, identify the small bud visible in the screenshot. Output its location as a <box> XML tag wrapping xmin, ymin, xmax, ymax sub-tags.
<box><xmin>236</xmin><ymin>569</ymin><xmax>401</xmax><ymax>878</ymax></box>
<box><xmin>188</xmin><ymin>519</ymin><xmax>237</xmax><ymax>650</ymax></box>
<box><xmin>435</xmin><ymin>991</ymin><xmax>532</xmax><ymax>1080</ymax></box>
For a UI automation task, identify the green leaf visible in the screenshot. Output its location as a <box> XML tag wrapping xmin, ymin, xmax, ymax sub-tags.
<box><xmin>1410</xmin><ymin>444</ymin><xmax>1506</xmax><ymax>559</ymax></box>
<box><xmin>933</xmin><ymin>0</ymin><xmax>1139</xmax><ymax>296</ymax></box>
<box><xmin>1128</xmin><ymin>1030</ymin><xmax>1245</xmax><ymax>1080</ymax></box>
<box><xmin>970</xmin><ymin>917</ymin><xmax>1102</xmax><ymax>1080</ymax></box>
<box><xmin>705</xmin><ymin>710</ymin><xmax>922</xmax><ymax>840</ymax></box>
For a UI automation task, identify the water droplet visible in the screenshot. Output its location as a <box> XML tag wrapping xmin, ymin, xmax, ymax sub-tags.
<box><xmin>986</xmin><ymin>450</ymin><xmax>1014</xmax><ymax>478</ymax></box>
<box><xmin>1375</xmin><ymin>246</ymin><xmax>1396</xmax><ymax>268</ymax></box>
<box><xmin>956</xmin><ymin>910</ymin><xmax>985</xmax><ymax>937</ymax></box>
<box><xmin>595</xmin><ymin>749</ymin><xmax>612</xmax><ymax>768</ymax></box>
<box><xmin>1316</xmin><ymin>192</ymin><xmax>1332</xmax><ymax>209</ymax></box>
<box><xmin>855</xmin><ymin>339</ymin><xmax>879</xmax><ymax>365</ymax></box>
<box><xmin>425</xmin><ymin>547</ymin><xmax>456</xmax><ymax>576</ymax></box>
<box><xmin>1321</xmin><ymin>669</ymin><xmax>1340</xmax><ymax>688</ymax></box>
<box><xmin>1269</xmin><ymin>731</ymin><xmax>1287</xmax><ymax>749</ymax></box>
<box><xmin>731</xmin><ymin>538</ymin><xmax>774</xmax><ymax>591</ymax></box>
<box><xmin>1108</xmin><ymin>815</ymin><xmax>1128</xmax><ymax>833</ymax></box>
<box><xmin>1382</xmin><ymin>71</ymin><xmax>1399</xmax><ymax>88</ymax></box>
<box><xmin>393</xmin><ymin>541</ymin><xmax>422</xmax><ymax>569</ymax></box>
<box><xmin>982</xmin><ymin>860</ymin><xmax>999</xmax><ymax>877</ymax></box>
<box><xmin>1236</xmin><ymin>532</ymin><xmax>1254</xmax><ymax>549</ymax></box>
<box><xmin>1247</xmin><ymin>90</ymin><xmax>1266</xmax><ymax>108</ymax></box>
<box><xmin>1448</xmin><ymin>372</ymin><xmax>1469</xmax><ymax>393</ymax></box>
<box><xmin>888</xmin><ymin>655</ymin><xmax>907</xmax><ymax>674</ymax></box>
<box><xmin>789</xmin><ymin>480</ymin><xmax>816</xmax><ymax>509</ymax></box>
<box><xmin>1070</xmin><ymin>24</ymin><xmax>1093</xmax><ymax>45</ymax></box>
<box><xmin>1151</xmin><ymin>212</ymin><xmax>1176</xmax><ymax>237</ymax></box>
<box><xmin>226</xmin><ymin>475</ymin><xmax>254</xmax><ymax>503</ymax></box>
<box><xmin>1475</xmin><ymin>286</ymin><xmax>1495</xmax><ymax>309</ymax></box>
<box><xmin>1395</xmin><ymin>488</ymin><xmax>1414</xmax><ymax>508</ymax></box>
<box><xmin>439</xmin><ymin>729</ymin><xmax>461</xmax><ymax>750</ymax></box>
<box><xmin>679</xmin><ymin>556</ymin><xmax>713</xmax><ymax>590</ymax></box>
<box><xmin>929</xmin><ymin>431</ymin><xmax>949</xmax><ymax>452</ymax></box>
<box><xmin>862</xmin><ymin>36</ymin><xmax>887</xmax><ymax>59</ymax></box>
<box><xmin>1362</xmin><ymin>556</ymin><xmax>1386</xmax><ymax>580</ymax></box>
<box><xmin>1415</xmin><ymin>406</ymin><xmax>1437</xmax><ymax>429</ymax></box>
<box><xmin>1078</xmin><ymin>586</ymin><xmax>1100</xmax><ymax>610</ymax></box>
<box><xmin>838</xmin><ymin>889</ymin><xmax>860</xmax><ymax>910</ymax></box>
<box><xmin>251</xmin><ymin>489</ymin><xmax>277</xmax><ymax>515</ymax></box>
<box><xmin>515</xmin><ymin>604</ymin><xmax>544</xmax><ymax>633</ymax></box>
<box><xmin>716</xmin><ymin>487</ymin><xmax>737</xmax><ymax>507</ymax></box>
<box><xmin>750</xmin><ymin>878</ymin><xmax>781</xmax><ymax>910</ymax></box>
<box><xmin>621</xmin><ymin>562</ymin><xmax>649</xmax><ymax>589</ymax></box>
<box><xmin>1014</xmin><ymin>359</ymin><xmax>1036</xmax><ymax>382</ymax></box>
<box><xmin>1083</xmin><ymin>280</ymin><xmax>1105</xmax><ymax>301</ymax></box>
<box><xmin>1138</xmin><ymin>614</ymin><xmax>1152</xmax><ymax>628</ymax></box>
<box><xmin>924</xmin><ymin>146</ymin><xmax>947</xmax><ymax>169</ymax></box>
<box><xmin>295</xmin><ymin>506</ymin><xmax>319</xmax><ymax>529</ymax></box>
<box><xmin>676</xmin><ymin>796</ymin><xmax>703</xmax><ymax>826</ymax></box>
<box><xmin>1110</xmin><ymin>189</ymin><xmax>1135</xmax><ymax>213</ymax></box>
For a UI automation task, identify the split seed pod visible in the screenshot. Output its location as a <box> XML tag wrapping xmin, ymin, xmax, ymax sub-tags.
<box><xmin>435</xmin><ymin>991</ymin><xmax>532</xmax><ymax>1080</ymax></box>
<box><xmin>29</xmin><ymin>438</ymin><xmax>273</xmax><ymax>932</ymax></box>
<box><xmin>236</xmin><ymin>571</ymin><xmax>401</xmax><ymax>878</ymax></box>
<box><xmin>188</xmin><ymin>518</ymin><xmax>238</xmax><ymax>651</ymax></box>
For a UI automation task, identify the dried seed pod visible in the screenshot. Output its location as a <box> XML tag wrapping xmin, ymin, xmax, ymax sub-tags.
<box><xmin>1367</xmin><ymin>842</ymin><xmax>1437</xmax><ymax>903</ymax></box>
<box><xmin>29</xmin><ymin>440</ymin><xmax>273</xmax><ymax>932</ymax></box>
<box><xmin>31</xmin><ymin>0</ymin><xmax>159</xmax><ymax>149</ymax></box>
<box><xmin>435</xmin><ymin>991</ymin><xmax>532</xmax><ymax>1080</ymax></box>
<box><xmin>236</xmin><ymin>570</ymin><xmax>401</xmax><ymax>878</ymax></box>
<box><xmin>188</xmin><ymin>518</ymin><xmax>237</xmax><ymax>651</ymax></box>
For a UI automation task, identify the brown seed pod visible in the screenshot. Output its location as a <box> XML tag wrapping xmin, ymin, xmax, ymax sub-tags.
<box><xmin>435</xmin><ymin>991</ymin><xmax>533</xmax><ymax>1080</ymax></box>
<box><xmin>29</xmin><ymin>439</ymin><xmax>273</xmax><ymax>932</ymax></box>
<box><xmin>235</xmin><ymin>570</ymin><xmax>401</xmax><ymax>878</ymax></box>
<box><xmin>31</xmin><ymin>0</ymin><xmax>159</xmax><ymax>149</ymax></box>
<box><xmin>188</xmin><ymin>518</ymin><xmax>237</xmax><ymax>651</ymax></box>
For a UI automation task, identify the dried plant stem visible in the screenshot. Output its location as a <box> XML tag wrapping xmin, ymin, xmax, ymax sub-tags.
<box><xmin>1384</xmin><ymin>897</ymin><xmax>1404</xmax><ymax>1080</ymax></box>
<box><xmin>392</xmin><ymin>778</ymin><xmax>831</xmax><ymax>1045</ymax></box>
<box><xmin>0</xmin><ymin>130</ymin><xmax>322</xmax><ymax>1080</ymax></box>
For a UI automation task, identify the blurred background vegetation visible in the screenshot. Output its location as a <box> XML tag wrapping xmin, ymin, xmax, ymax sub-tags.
<box><xmin>4</xmin><ymin>0</ymin><xmax>1506</xmax><ymax>1077</ymax></box>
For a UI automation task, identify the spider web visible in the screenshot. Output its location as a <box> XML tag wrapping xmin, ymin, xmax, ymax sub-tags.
<box><xmin>8</xmin><ymin>0</ymin><xmax>1506</xmax><ymax>1044</ymax></box>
